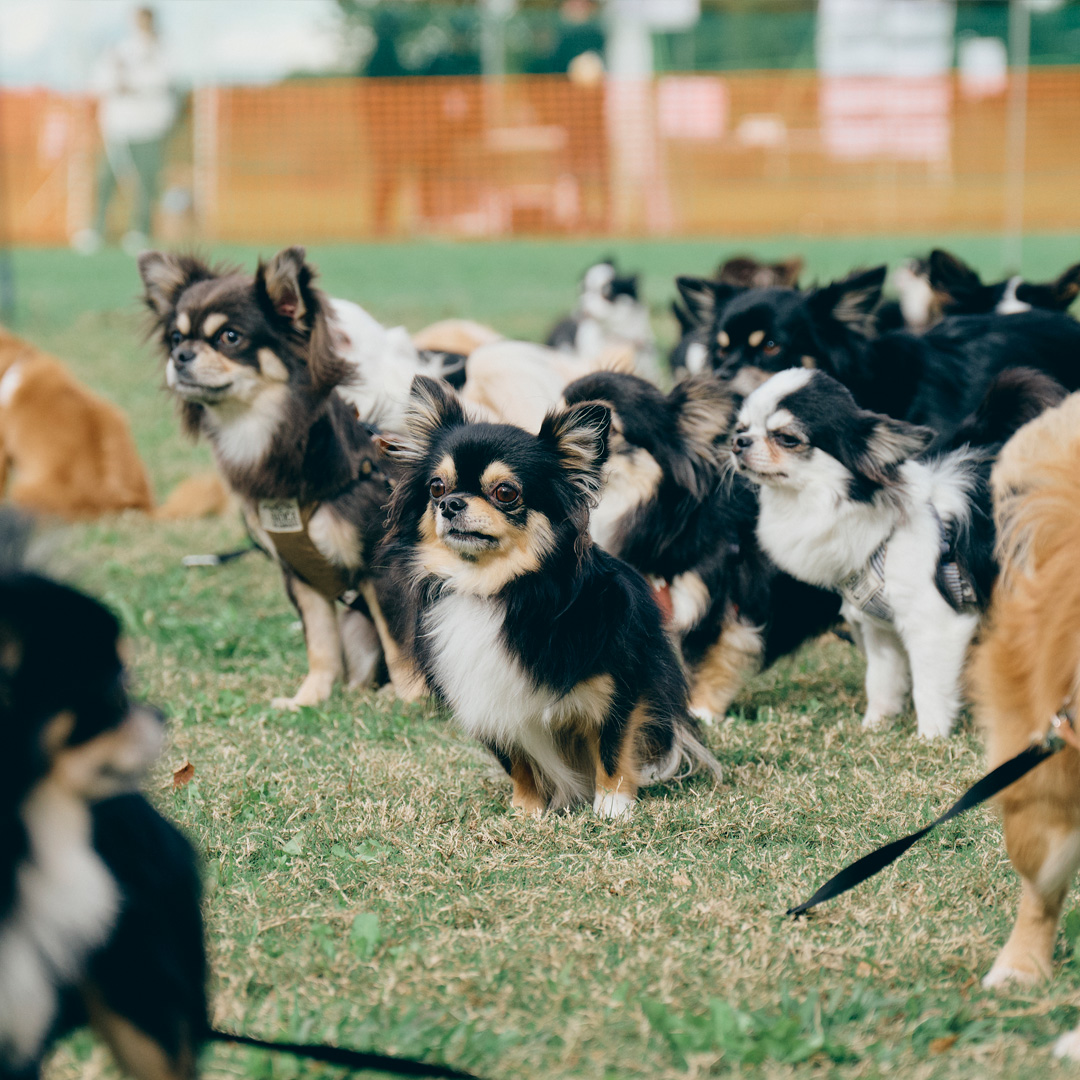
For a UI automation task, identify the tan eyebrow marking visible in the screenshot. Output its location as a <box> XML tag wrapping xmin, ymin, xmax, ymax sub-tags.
<box><xmin>175</xmin><ymin>311</ymin><xmax>190</xmax><ymax>335</ymax></box>
<box><xmin>801</xmin><ymin>355</ymin><xmax>816</xmax><ymax>369</ymax></box>
<box><xmin>748</xmin><ymin>330</ymin><xmax>765</xmax><ymax>348</ymax></box>
<box><xmin>257</xmin><ymin>348</ymin><xmax>289</xmax><ymax>382</ymax></box>
<box><xmin>717</xmin><ymin>330</ymin><xmax>730</xmax><ymax>348</ymax></box>
<box><xmin>202</xmin><ymin>313</ymin><xmax>228</xmax><ymax>337</ymax></box>
<box><xmin>432</xmin><ymin>454</ymin><xmax>457</xmax><ymax>492</ymax></box>
<box><xmin>480</xmin><ymin>462</ymin><xmax>519</xmax><ymax>490</ymax></box>
<box><xmin>766</xmin><ymin>409</ymin><xmax>795</xmax><ymax>431</ymax></box>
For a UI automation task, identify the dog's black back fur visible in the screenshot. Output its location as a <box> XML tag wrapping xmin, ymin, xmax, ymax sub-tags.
<box><xmin>680</xmin><ymin>265</ymin><xmax>1080</xmax><ymax>445</ymax></box>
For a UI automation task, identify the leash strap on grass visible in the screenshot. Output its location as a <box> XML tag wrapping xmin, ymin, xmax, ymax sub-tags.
<box><xmin>211</xmin><ymin>1030</ymin><xmax>482</xmax><ymax>1078</ymax></box>
<box><xmin>787</xmin><ymin>741</ymin><xmax>1061</xmax><ymax>918</ymax></box>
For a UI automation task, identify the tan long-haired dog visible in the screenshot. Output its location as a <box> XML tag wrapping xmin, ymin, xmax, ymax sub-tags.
<box><xmin>0</xmin><ymin>326</ymin><xmax>227</xmax><ymax>520</ymax></box>
<box><xmin>970</xmin><ymin>391</ymin><xmax>1080</xmax><ymax>1061</ymax></box>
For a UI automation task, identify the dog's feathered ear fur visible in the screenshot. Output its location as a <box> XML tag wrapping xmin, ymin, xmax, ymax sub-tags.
<box><xmin>675</xmin><ymin>277</ymin><xmax>740</xmax><ymax>326</ymax></box>
<box><xmin>667</xmin><ymin>376</ymin><xmax>735</xmax><ymax>495</ymax></box>
<box><xmin>392</xmin><ymin>375</ymin><xmax>467</xmax><ymax>463</ymax></box>
<box><xmin>806</xmin><ymin>266</ymin><xmax>887</xmax><ymax>337</ymax></box>
<box><xmin>1045</xmin><ymin>262</ymin><xmax>1080</xmax><ymax>310</ymax></box>
<box><xmin>854</xmin><ymin>414</ymin><xmax>934</xmax><ymax>486</ymax></box>
<box><xmin>539</xmin><ymin>400</ymin><xmax>611</xmax><ymax>506</ymax></box>
<box><xmin>927</xmin><ymin>249</ymin><xmax>982</xmax><ymax>296</ymax></box>
<box><xmin>138</xmin><ymin>252</ymin><xmax>217</xmax><ymax>319</ymax></box>
<box><xmin>256</xmin><ymin>246</ymin><xmax>311</xmax><ymax>326</ymax></box>
<box><xmin>772</xmin><ymin>256</ymin><xmax>804</xmax><ymax>288</ymax></box>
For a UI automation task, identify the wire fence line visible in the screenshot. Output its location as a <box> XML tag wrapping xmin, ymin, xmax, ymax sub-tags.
<box><xmin>2</xmin><ymin>67</ymin><xmax>1079</xmax><ymax>245</ymax></box>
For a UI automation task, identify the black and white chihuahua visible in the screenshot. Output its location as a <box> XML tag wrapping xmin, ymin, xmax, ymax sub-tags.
<box><xmin>562</xmin><ymin>371</ymin><xmax>840</xmax><ymax>722</ymax></box>
<box><xmin>732</xmin><ymin>368</ymin><xmax>1000</xmax><ymax>739</ymax></box>
<box><xmin>384</xmin><ymin>376</ymin><xmax>721</xmax><ymax>816</ymax></box>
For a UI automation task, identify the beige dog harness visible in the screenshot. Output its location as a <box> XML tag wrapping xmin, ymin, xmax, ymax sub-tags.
<box><xmin>257</xmin><ymin>498</ymin><xmax>353</xmax><ymax>601</ymax></box>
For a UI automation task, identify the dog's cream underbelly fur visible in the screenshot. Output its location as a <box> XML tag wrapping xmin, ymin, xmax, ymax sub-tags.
<box><xmin>0</xmin><ymin>782</ymin><xmax>118</xmax><ymax>1065</ymax></box>
<box><xmin>423</xmin><ymin>592</ymin><xmax>603</xmax><ymax>805</ymax></box>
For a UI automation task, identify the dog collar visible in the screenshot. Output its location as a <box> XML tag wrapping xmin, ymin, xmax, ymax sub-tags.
<box><xmin>931</xmin><ymin>506</ymin><xmax>980</xmax><ymax>613</ymax></box>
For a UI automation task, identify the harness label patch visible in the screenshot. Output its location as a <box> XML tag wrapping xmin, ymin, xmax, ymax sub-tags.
<box><xmin>258</xmin><ymin>498</ymin><xmax>304</xmax><ymax>534</ymax></box>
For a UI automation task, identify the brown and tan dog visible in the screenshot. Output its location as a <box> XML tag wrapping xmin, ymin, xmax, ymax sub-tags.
<box><xmin>970</xmin><ymin>391</ymin><xmax>1080</xmax><ymax>1060</ymax></box>
<box><xmin>0</xmin><ymin>326</ymin><xmax>227</xmax><ymax>521</ymax></box>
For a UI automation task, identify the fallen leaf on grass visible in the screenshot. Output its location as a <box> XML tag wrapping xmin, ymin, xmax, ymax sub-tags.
<box><xmin>856</xmin><ymin>961</ymin><xmax>872</xmax><ymax>978</ymax></box>
<box><xmin>929</xmin><ymin>1035</ymin><xmax>958</xmax><ymax>1054</ymax></box>
<box><xmin>172</xmin><ymin>761</ymin><xmax>195</xmax><ymax>789</ymax></box>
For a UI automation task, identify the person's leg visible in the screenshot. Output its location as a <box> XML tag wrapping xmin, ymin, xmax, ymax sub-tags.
<box><xmin>93</xmin><ymin>147</ymin><xmax>120</xmax><ymax>236</ymax></box>
<box><xmin>129</xmin><ymin>138</ymin><xmax>164</xmax><ymax>238</ymax></box>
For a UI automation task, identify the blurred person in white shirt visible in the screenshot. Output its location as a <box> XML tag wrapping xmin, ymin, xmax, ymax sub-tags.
<box><xmin>73</xmin><ymin>7</ymin><xmax>175</xmax><ymax>255</ymax></box>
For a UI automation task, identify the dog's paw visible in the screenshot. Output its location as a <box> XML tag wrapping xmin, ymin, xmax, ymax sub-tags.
<box><xmin>1055</xmin><ymin>1025</ymin><xmax>1080</xmax><ymax>1061</ymax></box>
<box><xmin>593</xmin><ymin>790</ymin><xmax>635</xmax><ymax>819</ymax></box>
<box><xmin>916</xmin><ymin>718</ymin><xmax>953</xmax><ymax>740</ymax></box>
<box><xmin>270</xmin><ymin>695</ymin><xmax>302</xmax><ymax>711</ymax></box>
<box><xmin>861</xmin><ymin>709</ymin><xmax>888</xmax><ymax>730</ymax></box>
<box><xmin>689</xmin><ymin>705</ymin><xmax>719</xmax><ymax>727</ymax></box>
<box><xmin>982</xmin><ymin>956</ymin><xmax>1046</xmax><ymax>990</ymax></box>
<box><xmin>272</xmin><ymin>673</ymin><xmax>335</xmax><ymax>710</ymax></box>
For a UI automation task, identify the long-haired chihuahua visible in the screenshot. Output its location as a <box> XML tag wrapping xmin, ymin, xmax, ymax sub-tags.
<box><xmin>383</xmin><ymin>376</ymin><xmax>721</xmax><ymax>817</ymax></box>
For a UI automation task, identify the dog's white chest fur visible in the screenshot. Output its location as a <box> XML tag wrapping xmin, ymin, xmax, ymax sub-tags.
<box><xmin>422</xmin><ymin>592</ymin><xmax>591</xmax><ymax>803</ymax></box>
<box><xmin>0</xmin><ymin>783</ymin><xmax>118</xmax><ymax>1066</ymax></box>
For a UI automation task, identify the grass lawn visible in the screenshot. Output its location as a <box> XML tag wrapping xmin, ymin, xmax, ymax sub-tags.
<box><xmin>15</xmin><ymin>235</ymin><xmax>1080</xmax><ymax>1080</ymax></box>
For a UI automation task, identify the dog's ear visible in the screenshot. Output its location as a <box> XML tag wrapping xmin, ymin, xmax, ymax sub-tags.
<box><xmin>773</xmin><ymin>256</ymin><xmax>804</xmax><ymax>288</ymax></box>
<box><xmin>1046</xmin><ymin>262</ymin><xmax>1080</xmax><ymax>310</ymax></box>
<box><xmin>138</xmin><ymin>252</ymin><xmax>215</xmax><ymax>319</ymax></box>
<box><xmin>540</xmin><ymin>400</ymin><xmax>611</xmax><ymax>505</ymax></box>
<box><xmin>256</xmin><ymin>246</ymin><xmax>313</xmax><ymax>326</ymax></box>
<box><xmin>668</xmin><ymin>375</ymin><xmax>735</xmax><ymax>492</ymax></box>
<box><xmin>675</xmin><ymin>276</ymin><xmax>740</xmax><ymax>326</ymax></box>
<box><xmin>402</xmin><ymin>375</ymin><xmax>466</xmax><ymax>450</ymax></box>
<box><xmin>806</xmin><ymin>266</ymin><xmax>886</xmax><ymax>337</ymax></box>
<box><xmin>854</xmin><ymin>414</ymin><xmax>935</xmax><ymax>485</ymax></box>
<box><xmin>927</xmin><ymin>249</ymin><xmax>982</xmax><ymax>296</ymax></box>
<box><xmin>671</xmin><ymin>299</ymin><xmax>696</xmax><ymax>335</ymax></box>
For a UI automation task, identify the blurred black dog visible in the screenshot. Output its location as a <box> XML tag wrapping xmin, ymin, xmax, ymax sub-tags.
<box><xmin>675</xmin><ymin>265</ymin><xmax>1080</xmax><ymax>445</ymax></box>
<box><xmin>0</xmin><ymin>573</ymin><xmax>206</xmax><ymax>1080</ymax></box>
<box><xmin>563</xmin><ymin>371</ymin><xmax>839</xmax><ymax>721</ymax></box>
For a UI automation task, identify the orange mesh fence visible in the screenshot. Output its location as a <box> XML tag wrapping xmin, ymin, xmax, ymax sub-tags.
<box><xmin>3</xmin><ymin>70</ymin><xmax>1080</xmax><ymax>245</ymax></box>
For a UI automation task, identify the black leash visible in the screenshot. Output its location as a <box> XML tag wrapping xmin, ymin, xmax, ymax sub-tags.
<box><xmin>181</xmin><ymin>546</ymin><xmax>256</xmax><ymax>568</ymax></box>
<box><xmin>210</xmin><ymin>1029</ymin><xmax>481</xmax><ymax>1078</ymax></box>
<box><xmin>787</xmin><ymin>736</ymin><xmax>1064</xmax><ymax>918</ymax></box>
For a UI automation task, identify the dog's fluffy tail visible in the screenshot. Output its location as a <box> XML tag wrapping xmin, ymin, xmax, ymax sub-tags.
<box><xmin>153</xmin><ymin>471</ymin><xmax>231</xmax><ymax>520</ymax></box>
<box><xmin>950</xmin><ymin>367</ymin><xmax>1069</xmax><ymax>451</ymax></box>
<box><xmin>643</xmin><ymin>718</ymin><xmax>724</xmax><ymax>786</ymax></box>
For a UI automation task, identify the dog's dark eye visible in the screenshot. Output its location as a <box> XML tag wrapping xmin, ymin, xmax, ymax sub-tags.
<box><xmin>218</xmin><ymin>328</ymin><xmax>241</xmax><ymax>347</ymax></box>
<box><xmin>493</xmin><ymin>483</ymin><xmax>519</xmax><ymax>505</ymax></box>
<box><xmin>169</xmin><ymin>330</ymin><xmax>183</xmax><ymax>347</ymax></box>
<box><xmin>762</xmin><ymin>340</ymin><xmax>781</xmax><ymax>357</ymax></box>
<box><xmin>429</xmin><ymin>478</ymin><xmax>446</xmax><ymax>499</ymax></box>
<box><xmin>773</xmin><ymin>431</ymin><xmax>804</xmax><ymax>449</ymax></box>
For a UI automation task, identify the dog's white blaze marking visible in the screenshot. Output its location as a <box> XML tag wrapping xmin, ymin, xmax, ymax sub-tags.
<box><xmin>308</xmin><ymin>504</ymin><xmax>362</xmax><ymax>568</ymax></box>
<box><xmin>685</xmin><ymin>342</ymin><xmax>707</xmax><ymax>374</ymax></box>
<box><xmin>738</xmin><ymin>367</ymin><xmax>814</xmax><ymax>430</ymax></box>
<box><xmin>591</xmin><ymin>447</ymin><xmax>662</xmax><ymax>552</ymax></box>
<box><xmin>766</xmin><ymin>408</ymin><xmax>795</xmax><ymax>432</ymax></box>
<box><xmin>748</xmin><ymin>330</ymin><xmax>765</xmax><ymax>347</ymax></box>
<box><xmin>204</xmin><ymin>383</ymin><xmax>289</xmax><ymax>470</ymax></box>
<box><xmin>202</xmin><ymin>313</ymin><xmax>227</xmax><ymax>338</ymax></box>
<box><xmin>0</xmin><ymin>360</ymin><xmax>24</xmax><ymax>408</ymax></box>
<box><xmin>996</xmin><ymin>276</ymin><xmax>1032</xmax><ymax>315</ymax></box>
<box><xmin>423</xmin><ymin>593</ymin><xmax>590</xmax><ymax>806</ymax></box>
<box><xmin>257</xmin><ymin>348</ymin><xmax>290</xmax><ymax>383</ymax></box>
<box><xmin>175</xmin><ymin>311</ymin><xmax>191</xmax><ymax>336</ymax></box>
<box><xmin>667</xmin><ymin>571</ymin><xmax>710</xmax><ymax>632</ymax></box>
<box><xmin>0</xmin><ymin>782</ymin><xmax>118</xmax><ymax>1065</ymax></box>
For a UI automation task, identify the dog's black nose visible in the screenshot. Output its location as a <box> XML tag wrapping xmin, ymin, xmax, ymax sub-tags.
<box><xmin>733</xmin><ymin>433</ymin><xmax>753</xmax><ymax>452</ymax></box>
<box><xmin>173</xmin><ymin>346</ymin><xmax>197</xmax><ymax>367</ymax></box>
<box><xmin>439</xmin><ymin>495</ymin><xmax>467</xmax><ymax>518</ymax></box>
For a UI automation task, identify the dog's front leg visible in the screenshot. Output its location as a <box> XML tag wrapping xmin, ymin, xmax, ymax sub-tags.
<box><xmin>272</xmin><ymin>573</ymin><xmax>342</xmax><ymax>709</ymax></box>
<box><xmin>591</xmin><ymin>704</ymin><xmax>643</xmax><ymax>818</ymax></box>
<box><xmin>902</xmin><ymin>606</ymin><xmax>978</xmax><ymax>739</ymax></box>
<box><xmin>852</xmin><ymin>609</ymin><xmax>909</xmax><ymax>730</ymax></box>
<box><xmin>984</xmin><ymin>806</ymin><xmax>1080</xmax><ymax>991</ymax></box>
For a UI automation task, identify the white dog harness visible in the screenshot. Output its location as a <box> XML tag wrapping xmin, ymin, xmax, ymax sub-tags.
<box><xmin>837</xmin><ymin>510</ymin><xmax>980</xmax><ymax>624</ymax></box>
